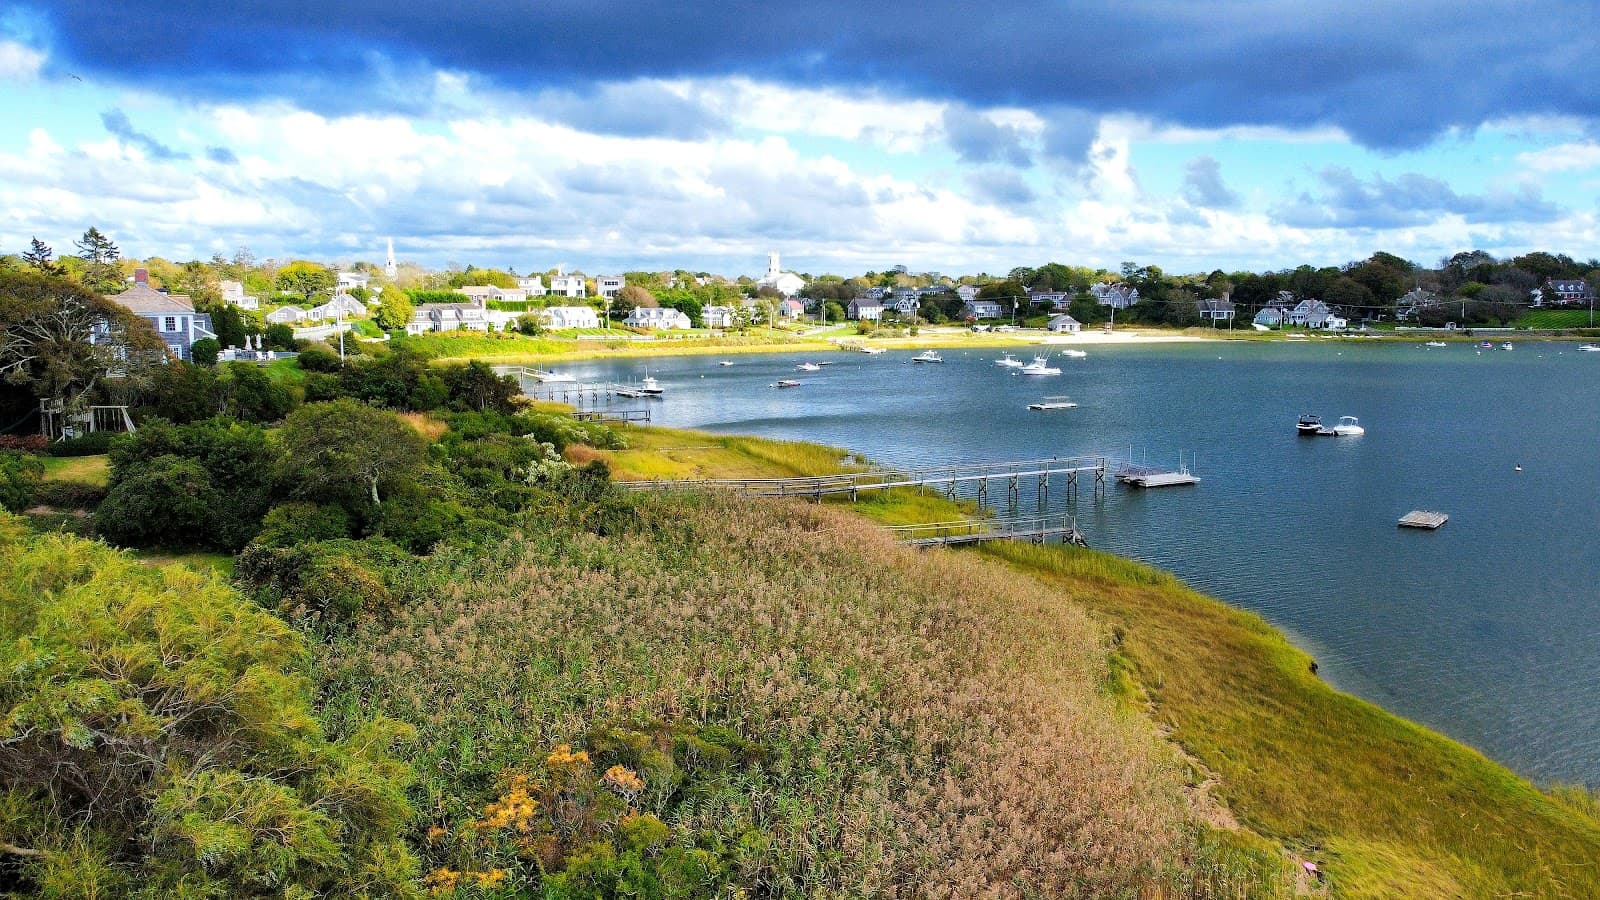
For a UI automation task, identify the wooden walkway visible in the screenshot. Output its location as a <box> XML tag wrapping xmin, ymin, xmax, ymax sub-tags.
<box><xmin>886</xmin><ymin>513</ymin><xmax>1088</xmax><ymax>548</ymax></box>
<box><xmin>498</xmin><ymin>367</ymin><xmax>658</xmax><ymax>404</ymax></box>
<box><xmin>619</xmin><ymin>454</ymin><xmax>1113</xmax><ymax>502</ymax></box>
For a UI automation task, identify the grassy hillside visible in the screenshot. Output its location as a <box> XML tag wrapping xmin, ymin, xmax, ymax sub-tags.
<box><xmin>313</xmin><ymin>490</ymin><xmax>1269</xmax><ymax>896</ymax></box>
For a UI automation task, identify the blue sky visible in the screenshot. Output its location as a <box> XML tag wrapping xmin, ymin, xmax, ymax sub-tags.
<box><xmin>1</xmin><ymin>1</ymin><xmax>1597</xmax><ymax>277</ymax></box>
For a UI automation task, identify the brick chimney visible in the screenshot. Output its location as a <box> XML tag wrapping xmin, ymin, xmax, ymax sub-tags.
<box><xmin>134</xmin><ymin>268</ymin><xmax>149</xmax><ymax>285</ymax></box>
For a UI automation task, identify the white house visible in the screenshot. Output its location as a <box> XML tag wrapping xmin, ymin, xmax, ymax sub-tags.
<box><xmin>624</xmin><ymin>307</ymin><xmax>692</xmax><ymax>329</ymax></box>
<box><xmin>702</xmin><ymin>305</ymin><xmax>737</xmax><ymax>328</ymax></box>
<box><xmin>456</xmin><ymin>285</ymin><xmax>528</xmax><ymax>305</ymax></box>
<box><xmin>1028</xmin><ymin>290</ymin><xmax>1072</xmax><ymax>310</ymax></box>
<box><xmin>964</xmin><ymin>299</ymin><xmax>1003</xmax><ymax>319</ymax></box>
<box><xmin>549</xmin><ymin>274</ymin><xmax>587</xmax><ymax>297</ymax></box>
<box><xmin>595</xmin><ymin>275</ymin><xmax>625</xmax><ymax>299</ymax></box>
<box><xmin>755</xmin><ymin>252</ymin><xmax>806</xmax><ymax>297</ymax></box>
<box><xmin>1047</xmin><ymin>314</ymin><xmax>1081</xmax><ymax>333</ymax></box>
<box><xmin>516</xmin><ymin>275</ymin><xmax>548</xmax><ymax>296</ymax></box>
<box><xmin>955</xmin><ymin>285</ymin><xmax>979</xmax><ymax>303</ymax></box>
<box><xmin>891</xmin><ymin>288</ymin><xmax>921</xmax><ymax>315</ymax></box>
<box><xmin>407</xmin><ymin>302</ymin><xmax>489</xmax><ymax>334</ymax></box>
<box><xmin>1290</xmin><ymin>298</ymin><xmax>1346</xmax><ymax>329</ymax></box>
<box><xmin>266</xmin><ymin>305</ymin><xmax>309</xmax><ymax>324</ymax></box>
<box><xmin>542</xmin><ymin>306</ymin><xmax>601</xmax><ymax>330</ymax></box>
<box><xmin>847</xmin><ymin>298</ymin><xmax>884</xmax><ymax>321</ymax></box>
<box><xmin>309</xmin><ymin>297</ymin><xmax>368</xmax><ymax>321</ymax></box>
<box><xmin>219</xmin><ymin>280</ymin><xmax>259</xmax><ymax>310</ymax></box>
<box><xmin>336</xmin><ymin>271</ymin><xmax>370</xmax><ymax>295</ymax></box>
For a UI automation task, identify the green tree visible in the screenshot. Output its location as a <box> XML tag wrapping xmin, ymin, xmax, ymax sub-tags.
<box><xmin>145</xmin><ymin>362</ymin><xmax>224</xmax><ymax>423</ymax></box>
<box><xmin>21</xmin><ymin>237</ymin><xmax>60</xmax><ymax>276</ymax></box>
<box><xmin>0</xmin><ymin>514</ymin><xmax>419</xmax><ymax>895</ymax></box>
<box><xmin>373</xmin><ymin>287</ymin><xmax>415</xmax><ymax>331</ymax></box>
<box><xmin>210</xmin><ymin>302</ymin><xmax>248</xmax><ymax>348</ymax></box>
<box><xmin>275</xmin><ymin>260</ymin><xmax>337</xmax><ymax>303</ymax></box>
<box><xmin>221</xmin><ymin>361</ymin><xmax>294</xmax><ymax>423</ymax></box>
<box><xmin>0</xmin><ymin>270</ymin><xmax>167</xmax><ymax>420</ymax></box>
<box><xmin>278</xmin><ymin>399</ymin><xmax>431</xmax><ymax>509</ymax></box>
<box><xmin>0</xmin><ymin>451</ymin><xmax>44</xmax><ymax>511</ymax></box>
<box><xmin>73</xmin><ymin>226</ymin><xmax>122</xmax><ymax>293</ymax></box>
<box><xmin>264</xmin><ymin>323</ymin><xmax>296</xmax><ymax>350</ymax></box>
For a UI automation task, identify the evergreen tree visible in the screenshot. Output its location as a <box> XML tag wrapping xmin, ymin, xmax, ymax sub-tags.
<box><xmin>22</xmin><ymin>236</ymin><xmax>60</xmax><ymax>275</ymax></box>
<box><xmin>74</xmin><ymin>226</ymin><xmax>122</xmax><ymax>292</ymax></box>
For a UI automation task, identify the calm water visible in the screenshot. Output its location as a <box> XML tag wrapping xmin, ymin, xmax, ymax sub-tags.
<box><xmin>552</xmin><ymin>341</ymin><xmax>1600</xmax><ymax>784</ymax></box>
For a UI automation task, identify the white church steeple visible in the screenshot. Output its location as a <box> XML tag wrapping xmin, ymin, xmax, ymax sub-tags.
<box><xmin>384</xmin><ymin>237</ymin><xmax>397</xmax><ymax>279</ymax></box>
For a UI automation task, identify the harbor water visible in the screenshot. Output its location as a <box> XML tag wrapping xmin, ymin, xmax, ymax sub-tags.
<box><xmin>547</xmin><ymin>340</ymin><xmax>1600</xmax><ymax>785</ymax></box>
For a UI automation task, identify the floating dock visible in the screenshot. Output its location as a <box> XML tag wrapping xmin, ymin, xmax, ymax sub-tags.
<box><xmin>1120</xmin><ymin>471</ymin><xmax>1201</xmax><ymax>488</ymax></box>
<box><xmin>1398</xmin><ymin>510</ymin><xmax>1449</xmax><ymax>529</ymax></box>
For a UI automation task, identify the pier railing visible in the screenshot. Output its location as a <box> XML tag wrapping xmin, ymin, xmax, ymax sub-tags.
<box><xmin>883</xmin><ymin>512</ymin><xmax>1088</xmax><ymax>548</ymax></box>
<box><xmin>618</xmin><ymin>454</ymin><xmax>1112</xmax><ymax>500</ymax></box>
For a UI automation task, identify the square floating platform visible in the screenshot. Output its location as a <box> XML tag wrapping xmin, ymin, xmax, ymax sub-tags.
<box><xmin>1398</xmin><ymin>510</ymin><xmax>1449</xmax><ymax>529</ymax></box>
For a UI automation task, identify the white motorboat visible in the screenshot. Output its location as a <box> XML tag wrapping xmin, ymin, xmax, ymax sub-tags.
<box><xmin>532</xmin><ymin>369</ymin><xmax>576</xmax><ymax>382</ymax></box>
<box><xmin>1296</xmin><ymin>413</ymin><xmax>1323</xmax><ymax>435</ymax></box>
<box><xmin>796</xmin><ymin>362</ymin><xmax>821</xmax><ymax>371</ymax></box>
<box><xmin>773</xmin><ymin>379</ymin><xmax>802</xmax><ymax>388</ymax></box>
<box><xmin>995</xmin><ymin>353</ymin><xmax>1025</xmax><ymax>368</ymax></box>
<box><xmin>911</xmin><ymin>350</ymin><xmax>943</xmax><ymax>363</ymax></box>
<box><xmin>1500</xmin><ymin>342</ymin><xmax>1514</xmax><ymax>351</ymax></box>
<box><xmin>860</xmin><ymin>346</ymin><xmax>886</xmax><ymax>354</ymax></box>
<box><xmin>1019</xmin><ymin>355</ymin><xmax>1062</xmax><ymax>376</ymax></box>
<box><xmin>1579</xmin><ymin>344</ymin><xmax>1600</xmax><ymax>352</ymax></box>
<box><xmin>639</xmin><ymin>375</ymin><xmax>664</xmax><ymax>396</ymax></box>
<box><xmin>1425</xmin><ymin>341</ymin><xmax>1447</xmax><ymax>348</ymax></box>
<box><xmin>1330</xmin><ymin>416</ymin><xmax>1364</xmax><ymax>436</ymax></box>
<box><xmin>1061</xmin><ymin>349</ymin><xmax>1088</xmax><ymax>358</ymax></box>
<box><xmin>718</xmin><ymin>360</ymin><xmax>735</xmax><ymax>366</ymax></box>
<box><xmin>1028</xmin><ymin>396</ymin><xmax>1078</xmax><ymax>410</ymax></box>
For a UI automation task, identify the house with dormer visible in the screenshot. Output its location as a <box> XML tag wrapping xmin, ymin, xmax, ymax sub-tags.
<box><xmin>108</xmin><ymin>269</ymin><xmax>216</xmax><ymax>362</ymax></box>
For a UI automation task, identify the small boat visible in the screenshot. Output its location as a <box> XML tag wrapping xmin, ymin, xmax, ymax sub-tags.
<box><xmin>1477</xmin><ymin>340</ymin><xmax>1494</xmax><ymax>349</ymax></box>
<box><xmin>1296</xmin><ymin>413</ymin><xmax>1323</xmax><ymax>435</ymax></box>
<box><xmin>1019</xmin><ymin>356</ymin><xmax>1062</xmax><ymax>376</ymax></box>
<box><xmin>773</xmin><ymin>379</ymin><xmax>802</xmax><ymax>388</ymax></box>
<box><xmin>1425</xmin><ymin>341</ymin><xmax>1447</xmax><ymax>348</ymax></box>
<box><xmin>796</xmin><ymin>362</ymin><xmax>821</xmax><ymax>371</ymax></box>
<box><xmin>995</xmin><ymin>353</ymin><xmax>1025</xmax><ymax>368</ymax></box>
<box><xmin>911</xmin><ymin>350</ymin><xmax>943</xmax><ymax>363</ymax></box>
<box><xmin>1579</xmin><ymin>344</ymin><xmax>1600</xmax><ymax>352</ymax></box>
<box><xmin>718</xmin><ymin>360</ymin><xmax>734</xmax><ymax>366</ymax></box>
<box><xmin>860</xmin><ymin>346</ymin><xmax>886</xmax><ymax>354</ymax></box>
<box><xmin>1329</xmin><ymin>416</ymin><xmax>1364</xmax><ymax>436</ymax></box>
<box><xmin>1500</xmin><ymin>342</ymin><xmax>1514</xmax><ymax>351</ymax></box>
<box><xmin>1061</xmin><ymin>349</ymin><xmax>1088</xmax><ymax>358</ymax></box>
<box><xmin>1028</xmin><ymin>396</ymin><xmax>1079</xmax><ymax>411</ymax></box>
<box><xmin>532</xmin><ymin>369</ymin><xmax>576</xmax><ymax>382</ymax></box>
<box><xmin>639</xmin><ymin>375</ymin><xmax>663</xmax><ymax>396</ymax></box>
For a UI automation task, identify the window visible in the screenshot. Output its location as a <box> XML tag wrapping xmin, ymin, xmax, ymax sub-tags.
<box><xmin>163</xmin><ymin>316</ymin><xmax>177</xmax><ymax>332</ymax></box>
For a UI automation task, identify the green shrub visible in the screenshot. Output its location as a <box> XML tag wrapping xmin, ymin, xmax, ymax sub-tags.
<box><xmin>94</xmin><ymin>455</ymin><xmax>217</xmax><ymax>548</ymax></box>
<box><xmin>0</xmin><ymin>514</ymin><xmax>419</xmax><ymax>896</ymax></box>
<box><xmin>189</xmin><ymin>336</ymin><xmax>220</xmax><ymax>365</ymax></box>
<box><xmin>31</xmin><ymin>478</ymin><xmax>106</xmax><ymax>510</ymax></box>
<box><xmin>45</xmin><ymin>431</ymin><xmax>117</xmax><ymax>456</ymax></box>
<box><xmin>296</xmin><ymin>344</ymin><xmax>343</xmax><ymax>372</ymax></box>
<box><xmin>0</xmin><ymin>451</ymin><xmax>45</xmax><ymax>511</ymax></box>
<box><xmin>235</xmin><ymin>537</ymin><xmax>411</xmax><ymax>623</ymax></box>
<box><xmin>255</xmin><ymin>501</ymin><xmax>352</xmax><ymax>547</ymax></box>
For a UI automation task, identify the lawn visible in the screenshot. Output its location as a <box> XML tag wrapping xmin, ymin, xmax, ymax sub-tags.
<box><xmin>40</xmin><ymin>454</ymin><xmax>109</xmax><ymax>486</ymax></box>
<box><xmin>1515</xmin><ymin>309</ymin><xmax>1598</xmax><ymax>329</ymax></box>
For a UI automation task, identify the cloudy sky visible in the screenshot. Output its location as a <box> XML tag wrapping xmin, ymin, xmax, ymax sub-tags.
<box><xmin>1</xmin><ymin>1</ymin><xmax>1597</xmax><ymax>277</ymax></box>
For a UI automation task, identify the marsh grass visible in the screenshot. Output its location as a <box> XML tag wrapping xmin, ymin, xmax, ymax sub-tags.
<box><xmin>315</xmin><ymin>494</ymin><xmax>1244</xmax><ymax>896</ymax></box>
<box><xmin>979</xmin><ymin>541</ymin><xmax>1600</xmax><ymax>897</ymax></box>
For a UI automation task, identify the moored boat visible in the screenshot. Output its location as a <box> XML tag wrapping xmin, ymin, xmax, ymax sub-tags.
<box><xmin>773</xmin><ymin>379</ymin><xmax>802</xmax><ymax>388</ymax></box>
<box><xmin>1330</xmin><ymin>415</ymin><xmax>1365</xmax><ymax>436</ymax></box>
<box><xmin>1425</xmin><ymin>341</ymin><xmax>1447</xmax><ymax>348</ymax></box>
<box><xmin>796</xmin><ymin>362</ymin><xmax>821</xmax><ymax>371</ymax></box>
<box><xmin>995</xmin><ymin>353</ymin><xmax>1025</xmax><ymax>368</ymax></box>
<box><xmin>1061</xmin><ymin>349</ymin><xmax>1088</xmax><ymax>358</ymax></box>
<box><xmin>1579</xmin><ymin>343</ymin><xmax>1600</xmax><ymax>352</ymax></box>
<box><xmin>1500</xmin><ymin>341</ymin><xmax>1514</xmax><ymax>351</ymax></box>
<box><xmin>1296</xmin><ymin>413</ymin><xmax>1323</xmax><ymax>435</ymax></box>
<box><xmin>1028</xmin><ymin>396</ymin><xmax>1079</xmax><ymax>410</ymax></box>
<box><xmin>639</xmin><ymin>375</ymin><xmax>663</xmax><ymax>395</ymax></box>
<box><xmin>912</xmin><ymin>350</ymin><xmax>943</xmax><ymax>363</ymax></box>
<box><xmin>1019</xmin><ymin>356</ymin><xmax>1062</xmax><ymax>376</ymax></box>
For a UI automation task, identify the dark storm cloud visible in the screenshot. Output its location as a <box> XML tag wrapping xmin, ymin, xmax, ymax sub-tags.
<box><xmin>33</xmin><ymin>1</ymin><xmax>1599</xmax><ymax>150</ymax></box>
<box><xmin>966</xmin><ymin>169</ymin><xmax>1036</xmax><ymax>206</ymax></box>
<box><xmin>941</xmin><ymin>106</ymin><xmax>1032</xmax><ymax>167</ymax></box>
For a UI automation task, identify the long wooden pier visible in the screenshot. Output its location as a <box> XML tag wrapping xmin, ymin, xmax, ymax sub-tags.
<box><xmin>619</xmin><ymin>454</ymin><xmax>1113</xmax><ymax>502</ymax></box>
<box><xmin>886</xmin><ymin>513</ymin><xmax>1089</xmax><ymax>548</ymax></box>
<box><xmin>498</xmin><ymin>367</ymin><xmax>658</xmax><ymax>405</ymax></box>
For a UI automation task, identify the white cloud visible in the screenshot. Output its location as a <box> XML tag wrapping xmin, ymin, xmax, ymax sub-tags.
<box><xmin>0</xmin><ymin>41</ymin><xmax>44</xmax><ymax>82</ymax></box>
<box><xmin>1517</xmin><ymin>142</ymin><xmax>1600</xmax><ymax>174</ymax></box>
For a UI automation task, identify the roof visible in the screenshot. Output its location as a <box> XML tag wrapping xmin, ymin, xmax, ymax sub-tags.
<box><xmin>111</xmin><ymin>283</ymin><xmax>195</xmax><ymax>315</ymax></box>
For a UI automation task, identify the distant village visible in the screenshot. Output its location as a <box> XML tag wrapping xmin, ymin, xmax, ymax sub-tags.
<box><xmin>14</xmin><ymin>231</ymin><xmax>1597</xmax><ymax>365</ymax></box>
